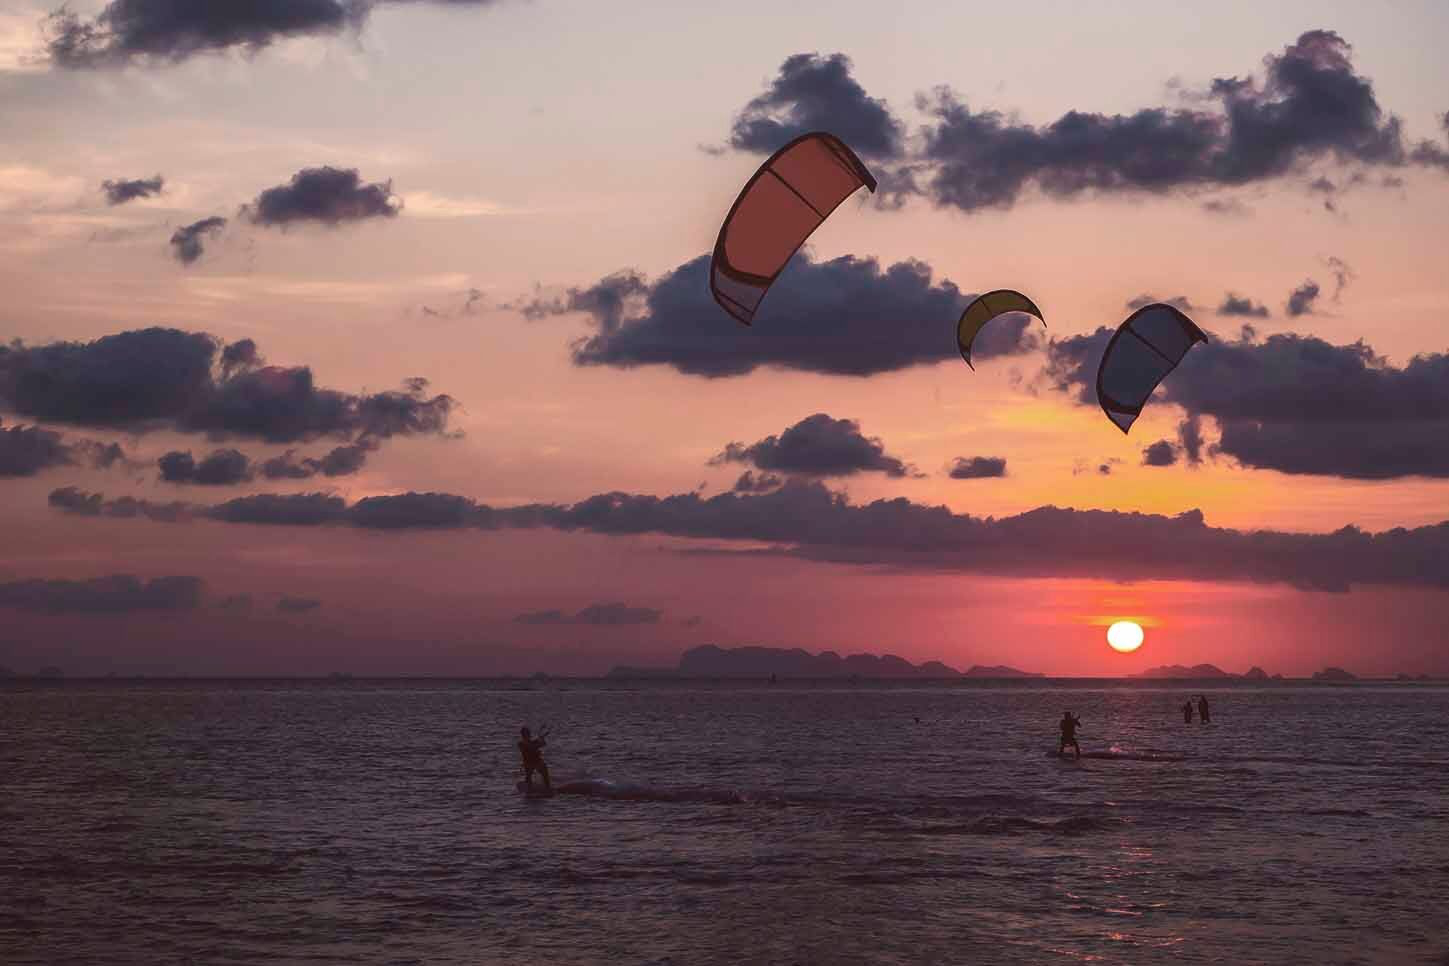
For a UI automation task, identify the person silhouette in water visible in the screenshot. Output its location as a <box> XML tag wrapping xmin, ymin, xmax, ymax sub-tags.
<box><xmin>1182</xmin><ymin>699</ymin><xmax>1194</xmax><ymax>724</ymax></box>
<box><xmin>1058</xmin><ymin>712</ymin><xmax>1082</xmax><ymax>759</ymax></box>
<box><xmin>518</xmin><ymin>726</ymin><xmax>551</xmax><ymax>792</ymax></box>
<box><xmin>1197</xmin><ymin>695</ymin><xmax>1211</xmax><ymax>724</ymax></box>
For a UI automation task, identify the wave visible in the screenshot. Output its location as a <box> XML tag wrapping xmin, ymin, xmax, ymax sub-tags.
<box><xmin>1046</xmin><ymin>749</ymin><xmax>1186</xmax><ymax>762</ymax></box>
<box><xmin>550</xmin><ymin>778</ymin><xmax>789</xmax><ymax>806</ymax></box>
<box><xmin>907</xmin><ymin>815</ymin><xmax>1122</xmax><ymax>836</ymax></box>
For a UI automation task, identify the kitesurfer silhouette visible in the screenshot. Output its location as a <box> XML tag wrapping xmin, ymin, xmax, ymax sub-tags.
<box><xmin>1058</xmin><ymin>712</ymin><xmax>1082</xmax><ymax>759</ymax></box>
<box><xmin>518</xmin><ymin>726</ymin><xmax>551</xmax><ymax>793</ymax></box>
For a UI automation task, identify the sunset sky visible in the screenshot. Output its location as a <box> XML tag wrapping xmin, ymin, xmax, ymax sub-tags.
<box><xmin>3</xmin><ymin>0</ymin><xmax>1448</xmax><ymax>676</ymax></box>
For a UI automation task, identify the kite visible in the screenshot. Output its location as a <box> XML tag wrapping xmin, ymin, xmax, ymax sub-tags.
<box><xmin>957</xmin><ymin>289</ymin><xmax>1045</xmax><ymax>369</ymax></box>
<box><xmin>710</xmin><ymin>132</ymin><xmax>877</xmax><ymax>326</ymax></box>
<box><xmin>1096</xmin><ymin>302</ymin><xmax>1208</xmax><ymax>433</ymax></box>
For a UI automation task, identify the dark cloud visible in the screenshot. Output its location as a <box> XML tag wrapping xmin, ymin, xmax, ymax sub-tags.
<box><xmin>44</xmin><ymin>0</ymin><xmax>366</xmax><ymax>67</ymax></box>
<box><xmin>101</xmin><ymin>175</ymin><xmax>164</xmax><ymax>205</ymax></box>
<box><xmin>53</xmin><ymin>480</ymin><xmax>1449</xmax><ymax>593</ymax></box>
<box><xmin>733</xmin><ymin>470</ymin><xmax>783</xmax><ymax>493</ymax></box>
<box><xmin>169</xmin><ymin>216</ymin><xmax>227</xmax><ymax>265</ymax></box>
<box><xmin>514</xmin><ymin>602</ymin><xmax>663</xmax><ymax>626</ymax></box>
<box><xmin>220</xmin><ymin>338</ymin><xmax>261</xmax><ymax>377</ymax></box>
<box><xmin>948</xmin><ymin>456</ymin><xmax>1006</xmax><ymax>480</ymax></box>
<box><xmin>727</xmin><ymin>52</ymin><xmax>904</xmax><ymax>159</ymax></box>
<box><xmin>1178</xmin><ymin>415</ymin><xmax>1205</xmax><ymax>466</ymax></box>
<box><xmin>240</xmin><ymin>167</ymin><xmax>400</xmax><ymax>228</ymax></box>
<box><xmin>1408</xmin><ymin>112</ymin><xmax>1449</xmax><ymax>170</ymax></box>
<box><xmin>1126</xmin><ymin>294</ymin><xmax>1195</xmax><ymax>312</ymax></box>
<box><xmin>713</xmin><ymin>413</ymin><xmax>915</xmax><ymax>478</ymax></box>
<box><xmin>1048</xmin><ymin>330</ymin><xmax>1449</xmax><ymax>479</ymax></box>
<box><xmin>261</xmin><ymin>440</ymin><xmax>376</xmax><ymax>480</ymax></box>
<box><xmin>1325</xmin><ymin>255</ymin><xmax>1354</xmax><ymax>300</ymax></box>
<box><xmin>158</xmin><ymin>448</ymin><xmax>253</xmax><ymax>486</ymax></box>
<box><xmin>1142</xmin><ymin>440</ymin><xmax>1178</xmax><ymax>467</ymax></box>
<box><xmin>277</xmin><ymin>596</ymin><xmax>322</xmax><ymax>613</ymax></box>
<box><xmin>42</xmin><ymin>0</ymin><xmax>503</xmax><ymax>68</ymax></box>
<box><xmin>0</xmin><ymin>420</ymin><xmax>126</xmax><ymax>477</ymax></box>
<box><xmin>0</xmin><ymin>327</ymin><xmax>454</xmax><ymax>444</ymax></box>
<box><xmin>526</xmin><ymin>253</ymin><xmax>1037</xmax><ymax>378</ymax></box>
<box><xmin>0</xmin><ymin>422</ymin><xmax>73</xmax><ymax>477</ymax></box>
<box><xmin>1218</xmin><ymin>292</ymin><xmax>1271</xmax><ymax>317</ymax></box>
<box><xmin>519</xmin><ymin>271</ymin><xmax>647</xmax><ymax>332</ymax></box>
<box><xmin>1307</xmin><ymin>175</ymin><xmax>1339</xmax><ymax>211</ymax></box>
<box><xmin>1286</xmin><ymin>279</ymin><xmax>1321</xmax><ymax>316</ymax></box>
<box><xmin>0</xmin><ymin>574</ymin><xmax>202</xmax><ymax>614</ymax></box>
<box><xmin>917</xmin><ymin>31</ymin><xmax>1429</xmax><ymax>212</ymax></box>
<box><xmin>1202</xmin><ymin>198</ymin><xmax>1251</xmax><ymax>215</ymax></box>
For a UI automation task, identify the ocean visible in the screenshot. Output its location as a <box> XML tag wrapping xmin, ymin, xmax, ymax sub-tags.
<box><xmin>3</xmin><ymin>680</ymin><xmax>1447</xmax><ymax>965</ymax></box>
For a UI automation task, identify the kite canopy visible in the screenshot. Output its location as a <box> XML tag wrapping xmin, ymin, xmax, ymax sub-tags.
<box><xmin>956</xmin><ymin>289</ymin><xmax>1045</xmax><ymax>370</ymax></box>
<box><xmin>1096</xmin><ymin>303</ymin><xmax>1208</xmax><ymax>434</ymax></box>
<box><xmin>710</xmin><ymin>132</ymin><xmax>877</xmax><ymax>326</ymax></box>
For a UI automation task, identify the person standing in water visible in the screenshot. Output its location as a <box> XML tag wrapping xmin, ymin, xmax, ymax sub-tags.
<box><xmin>518</xmin><ymin>725</ymin><xmax>551</xmax><ymax>792</ymax></box>
<box><xmin>1058</xmin><ymin>712</ymin><xmax>1082</xmax><ymax>759</ymax></box>
<box><xmin>1197</xmin><ymin>695</ymin><xmax>1211</xmax><ymax>724</ymax></box>
<box><xmin>1182</xmin><ymin>699</ymin><xmax>1195</xmax><ymax>724</ymax></box>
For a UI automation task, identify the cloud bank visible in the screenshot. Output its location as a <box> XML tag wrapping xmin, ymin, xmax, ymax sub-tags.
<box><xmin>48</xmin><ymin>480</ymin><xmax>1449</xmax><ymax>592</ymax></box>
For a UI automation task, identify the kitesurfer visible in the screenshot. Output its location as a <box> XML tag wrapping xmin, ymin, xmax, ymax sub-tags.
<box><xmin>1058</xmin><ymin>712</ymin><xmax>1082</xmax><ymax>759</ymax></box>
<box><xmin>1197</xmin><ymin>695</ymin><xmax>1211</xmax><ymax>724</ymax></box>
<box><xmin>519</xmin><ymin>726</ymin><xmax>551</xmax><ymax>792</ymax></box>
<box><xmin>1182</xmin><ymin>699</ymin><xmax>1194</xmax><ymax>724</ymax></box>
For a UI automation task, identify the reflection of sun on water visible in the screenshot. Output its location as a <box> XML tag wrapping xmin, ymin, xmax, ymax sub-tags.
<box><xmin>1107</xmin><ymin>620</ymin><xmax>1145</xmax><ymax>653</ymax></box>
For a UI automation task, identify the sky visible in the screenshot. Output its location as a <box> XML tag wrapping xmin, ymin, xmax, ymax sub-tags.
<box><xmin>2</xmin><ymin>0</ymin><xmax>1449</xmax><ymax>677</ymax></box>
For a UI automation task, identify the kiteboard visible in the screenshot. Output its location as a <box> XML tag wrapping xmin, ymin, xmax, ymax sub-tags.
<box><xmin>516</xmin><ymin>781</ymin><xmax>554</xmax><ymax>799</ymax></box>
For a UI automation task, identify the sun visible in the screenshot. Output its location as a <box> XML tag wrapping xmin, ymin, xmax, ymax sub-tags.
<box><xmin>1107</xmin><ymin>620</ymin><xmax>1145</xmax><ymax>653</ymax></box>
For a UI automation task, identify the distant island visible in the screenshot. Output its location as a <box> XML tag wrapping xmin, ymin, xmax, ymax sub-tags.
<box><xmin>608</xmin><ymin>645</ymin><xmax>1041</xmax><ymax>680</ymax></box>
<box><xmin>1312</xmin><ymin>667</ymin><xmax>1358</xmax><ymax>682</ymax></box>
<box><xmin>1132</xmin><ymin>664</ymin><xmax>1236</xmax><ymax>679</ymax></box>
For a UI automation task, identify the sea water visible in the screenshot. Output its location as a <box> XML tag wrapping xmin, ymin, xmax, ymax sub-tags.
<box><xmin>2</xmin><ymin>680</ymin><xmax>1447</xmax><ymax>965</ymax></box>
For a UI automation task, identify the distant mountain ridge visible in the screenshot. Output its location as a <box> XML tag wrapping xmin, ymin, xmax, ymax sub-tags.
<box><xmin>1132</xmin><ymin>664</ymin><xmax>1235</xmax><ymax>679</ymax></box>
<box><xmin>607</xmin><ymin>645</ymin><xmax>1042</xmax><ymax>679</ymax></box>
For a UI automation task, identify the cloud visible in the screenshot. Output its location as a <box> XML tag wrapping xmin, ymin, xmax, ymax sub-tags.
<box><xmin>261</xmin><ymin>440</ymin><xmax>377</xmax><ymax>480</ymax></box>
<box><xmin>1142</xmin><ymin>440</ymin><xmax>1179</xmax><ymax>467</ymax></box>
<box><xmin>50</xmin><ymin>481</ymin><xmax>1449</xmax><ymax>593</ymax></box>
<box><xmin>514</xmin><ymin>602</ymin><xmax>663</xmax><ymax>626</ymax></box>
<box><xmin>0</xmin><ymin>327</ymin><xmax>455</xmax><ymax>444</ymax></box>
<box><xmin>916</xmin><ymin>31</ymin><xmax>1427</xmax><ymax>212</ymax></box>
<box><xmin>1126</xmin><ymin>294</ymin><xmax>1195</xmax><ymax>312</ymax></box>
<box><xmin>169</xmin><ymin>215</ymin><xmax>226</xmax><ymax>265</ymax></box>
<box><xmin>0</xmin><ymin>574</ymin><xmax>202</xmax><ymax>614</ymax></box>
<box><xmin>1324</xmin><ymin>255</ymin><xmax>1355</xmax><ymax>300</ymax></box>
<box><xmin>732</xmin><ymin>470</ymin><xmax>783</xmax><ymax>493</ymax></box>
<box><xmin>158</xmin><ymin>448</ymin><xmax>252</xmax><ymax>486</ymax></box>
<box><xmin>0</xmin><ymin>420</ymin><xmax>124</xmax><ymax>477</ymax></box>
<box><xmin>947</xmin><ymin>456</ymin><xmax>1006</xmax><ymax>479</ymax></box>
<box><xmin>726</xmin><ymin>52</ymin><xmax>904</xmax><ymax>160</ymax></box>
<box><xmin>240</xmin><ymin>166</ymin><xmax>401</xmax><ymax>228</ymax></box>
<box><xmin>277</xmin><ymin>596</ymin><xmax>321</xmax><ymax>613</ymax></box>
<box><xmin>525</xmin><ymin>253</ymin><xmax>1037</xmax><ymax>378</ymax></box>
<box><xmin>1177</xmin><ymin>415</ymin><xmax>1205</xmax><ymax>466</ymax></box>
<box><xmin>44</xmin><ymin>0</ymin><xmax>366</xmax><ymax>67</ymax></box>
<box><xmin>1218</xmin><ymin>292</ymin><xmax>1271</xmax><ymax>317</ymax></box>
<box><xmin>42</xmin><ymin>0</ymin><xmax>504</xmax><ymax>69</ymax></box>
<box><xmin>1286</xmin><ymin>279</ymin><xmax>1321</xmax><ymax>316</ymax></box>
<box><xmin>713</xmin><ymin>413</ymin><xmax>916</xmax><ymax>478</ymax></box>
<box><xmin>101</xmin><ymin>175</ymin><xmax>163</xmax><ymax>205</ymax></box>
<box><xmin>1047</xmin><ymin>330</ymin><xmax>1449</xmax><ymax>479</ymax></box>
